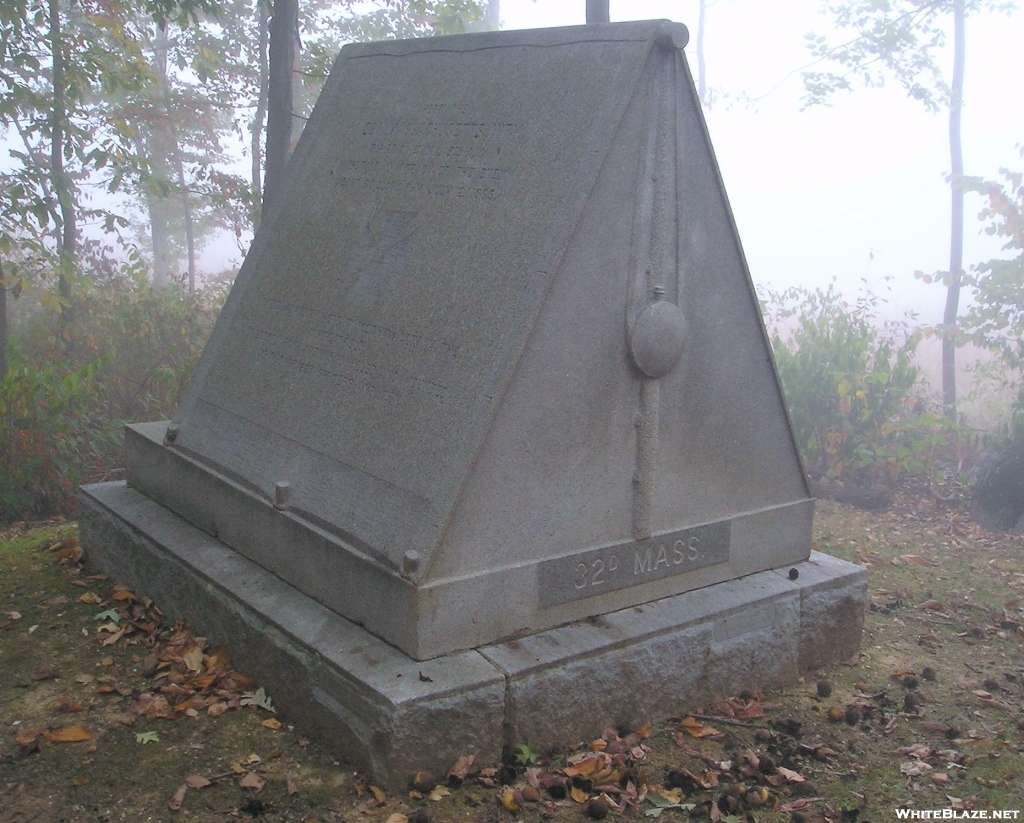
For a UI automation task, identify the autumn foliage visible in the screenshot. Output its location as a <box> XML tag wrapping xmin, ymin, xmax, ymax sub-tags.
<box><xmin>0</xmin><ymin>271</ymin><xmax>225</xmax><ymax>521</ymax></box>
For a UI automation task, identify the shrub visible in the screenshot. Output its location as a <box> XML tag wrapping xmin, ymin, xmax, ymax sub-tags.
<box><xmin>760</xmin><ymin>281</ymin><xmax>944</xmax><ymax>486</ymax></box>
<box><xmin>0</xmin><ymin>269</ymin><xmax>226</xmax><ymax>521</ymax></box>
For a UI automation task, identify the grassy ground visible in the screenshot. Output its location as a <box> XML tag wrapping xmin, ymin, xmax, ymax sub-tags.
<box><xmin>1</xmin><ymin>495</ymin><xmax>1023</xmax><ymax>823</ymax></box>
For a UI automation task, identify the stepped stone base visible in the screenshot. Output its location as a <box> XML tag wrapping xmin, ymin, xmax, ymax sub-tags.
<box><xmin>79</xmin><ymin>481</ymin><xmax>866</xmax><ymax>787</ymax></box>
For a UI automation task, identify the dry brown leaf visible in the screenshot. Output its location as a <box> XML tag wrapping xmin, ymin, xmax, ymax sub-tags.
<box><xmin>230</xmin><ymin>762</ymin><xmax>247</xmax><ymax>775</ymax></box>
<box><xmin>384</xmin><ymin>814</ymin><xmax>408</xmax><ymax>823</ymax></box>
<box><xmin>188</xmin><ymin>673</ymin><xmax>217</xmax><ymax>690</ymax></box>
<box><xmin>448</xmin><ymin>754</ymin><xmax>474</xmax><ymax>782</ymax></box>
<box><xmin>52</xmin><ymin>696</ymin><xmax>84</xmax><ymax>713</ymax></box>
<box><xmin>563</xmin><ymin>757</ymin><xmax>600</xmax><ymax>777</ymax></box>
<box><xmin>370</xmin><ymin>785</ymin><xmax>387</xmax><ymax>805</ymax></box>
<box><xmin>207</xmin><ymin>702</ymin><xmax>228</xmax><ymax>717</ymax></box>
<box><xmin>181</xmin><ymin>647</ymin><xmax>204</xmax><ymax>673</ymax></box>
<box><xmin>429</xmin><ymin>786</ymin><xmax>451</xmax><ymax>802</ymax></box>
<box><xmin>73</xmin><ymin>674</ymin><xmax>95</xmax><ymax>684</ymax></box>
<box><xmin>31</xmin><ymin>665</ymin><xmax>60</xmax><ymax>681</ymax></box>
<box><xmin>590</xmin><ymin>738</ymin><xmax>608</xmax><ymax>752</ymax></box>
<box><xmin>43</xmin><ymin>725</ymin><xmax>92</xmax><ymax>743</ymax></box>
<box><xmin>112</xmin><ymin>588</ymin><xmax>137</xmax><ymax>602</ymax></box>
<box><xmin>636</xmin><ymin>721</ymin><xmax>653</xmax><ymax>739</ymax></box>
<box><xmin>15</xmin><ymin>727</ymin><xmax>44</xmax><ymax>745</ymax></box>
<box><xmin>777</xmin><ymin>767</ymin><xmax>805</xmax><ymax>783</ymax></box>
<box><xmin>78</xmin><ymin>592</ymin><xmax>101</xmax><ymax>605</ymax></box>
<box><xmin>99</xmin><ymin>627</ymin><xmax>126</xmax><ymax>647</ymax></box>
<box><xmin>680</xmin><ymin>717</ymin><xmax>723</xmax><ymax>739</ymax></box>
<box><xmin>262</xmin><ymin>718</ymin><xmax>282</xmax><ymax>730</ymax></box>
<box><xmin>169</xmin><ymin>785</ymin><xmax>187</xmax><ymax>811</ymax></box>
<box><xmin>185</xmin><ymin>774</ymin><xmax>211</xmax><ymax>789</ymax></box>
<box><xmin>286</xmin><ymin>776</ymin><xmax>298</xmax><ymax>795</ymax></box>
<box><xmin>570</xmin><ymin>786</ymin><xmax>589</xmax><ymax>804</ymax></box>
<box><xmin>239</xmin><ymin>772</ymin><xmax>265</xmax><ymax>792</ymax></box>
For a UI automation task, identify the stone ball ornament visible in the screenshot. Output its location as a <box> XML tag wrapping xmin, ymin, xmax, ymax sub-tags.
<box><xmin>628</xmin><ymin>294</ymin><xmax>686</xmax><ymax>378</ymax></box>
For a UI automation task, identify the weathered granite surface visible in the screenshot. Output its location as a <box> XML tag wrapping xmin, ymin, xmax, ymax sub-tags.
<box><xmin>80</xmin><ymin>481</ymin><xmax>866</xmax><ymax>787</ymax></box>
<box><xmin>123</xmin><ymin>20</ymin><xmax>814</xmax><ymax>660</ymax></box>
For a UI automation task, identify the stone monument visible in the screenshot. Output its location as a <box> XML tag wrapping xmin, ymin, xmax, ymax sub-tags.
<box><xmin>80</xmin><ymin>20</ymin><xmax>867</xmax><ymax>783</ymax></box>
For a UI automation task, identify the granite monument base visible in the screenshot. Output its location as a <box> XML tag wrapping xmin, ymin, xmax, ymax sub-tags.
<box><xmin>79</xmin><ymin>481</ymin><xmax>866</xmax><ymax>787</ymax></box>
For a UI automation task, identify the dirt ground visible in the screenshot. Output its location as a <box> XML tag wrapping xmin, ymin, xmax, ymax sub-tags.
<box><xmin>2</xmin><ymin>494</ymin><xmax>1023</xmax><ymax>823</ymax></box>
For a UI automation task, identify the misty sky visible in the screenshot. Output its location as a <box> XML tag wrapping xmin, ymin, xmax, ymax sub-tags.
<box><xmin>495</xmin><ymin>0</ymin><xmax>1023</xmax><ymax>325</ymax></box>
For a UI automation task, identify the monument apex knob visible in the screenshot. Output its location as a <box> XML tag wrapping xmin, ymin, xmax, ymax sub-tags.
<box><xmin>655</xmin><ymin>22</ymin><xmax>689</xmax><ymax>52</ymax></box>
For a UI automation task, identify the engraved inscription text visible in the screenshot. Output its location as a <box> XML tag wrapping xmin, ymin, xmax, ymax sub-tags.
<box><xmin>538</xmin><ymin>520</ymin><xmax>731</xmax><ymax>608</ymax></box>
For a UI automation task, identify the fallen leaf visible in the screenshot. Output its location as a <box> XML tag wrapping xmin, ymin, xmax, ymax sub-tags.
<box><xmin>385</xmin><ymin>814</ymin><xmax>408</xmax><ymax>823</ymax></box>
<box><xmin>207</xmin><ymin>702</ymin><xmax>229</xmax><ymax>717</ymax></box>
<box><xmin>5</xmin><ymin>611</ymin><xmax>21</xmax><ymax>620</ymax></box>
<box><xmin>73</xmin><ymin>778</ymin><xmax>89</xmax><ymax>787</ymax></box>
<box><xmin>99</xmin><ymin>657</ymin><xmax>114</xmax><ymax>667</ymax></box>
<box><xmin>43</xmin><ymin>725</ymin><xmax>92</xmax><ymax>743</ymax></box>
<box><xmin>563</xmin><ymin>757</ymin><xmax>600</xmax><ymax>777</ymax></box>
<box><xmin>169</xmin><ymin>785</ymin><xmax>187</xmax><ymax>811</ymax></box>
<box><xmin>900</xmin><ymin>760</ymin><xmax>933</xmax><ymax>777</ymax></box>
<box><xmin>181</xmin><ymin>646</ymin><xmax>204</xmax><ymax>673</ymax></box>
<box><xmin>777</xmin><ymin>767</ymin><xmax>805</xmax><ymax>783</ymax></box>
<box><xmin>15</xmin><ymin>728</ymin><xmax>44</xmax><ymax>745</ymax></box>
<box><xmin>570</xmin><ymin>786</ymin><xmax>589</xmax><ymax>803</ymax></box>
<box><xmin>370</xmin><ymin>785</ymin><xmax>387</xmax><ymax>804</ymax></box>
<box><xmin>31</xmin><ymin>665</ymin><xmax>60</xmax><ymax>681</ymax></box>
<box><xmin>448</xmin><ymin>754</ymin><xmax>474</xmax><ymax>783</ymax></box>
<box><xmin>230</xmin><ymin>762</ymin><xmax>247</xmax><ymax>775</ymax></box>
<box><xmin>205</xmin><ymin>647</ymin><xmax>232</xmax><ymax>673</ymax></box>
<box><xmin>240</xmin><ymin>686</ymin><xmax>275</xmax><ymax>713</ymax></box>
<box><xmin>185</xmin><ymin>774</ymin><xmax>211</xmax><ymax>789</ymax></box>
<box><xmin>429</xmin><ymin>786</ymin><xmax>451</xmax><ymax>802</ymax></box>
<box><xmin>239</xmin><ymin>772</ymin><xmax>266</xmax><ymax>792</ymax></box>
<box><xmin>286</xmin><ymin>776</ymin><xmax>298</xmax><ymax>795</ymax></box>
<box><xmin>74</xmin><ymin>674</ymin><xmax>95</xmax><ymax>684</ymax></box>
<box><xmin>262</xmin><ymin>718</ymin><xmax>282</xmax><ymax>730</ymax></box>
<box><xmin>680</xmin><ymin>717</ymin><xmax>724</xmax><ymax>739</ymax></box>
<box><xmin>112</xmin><ymin>588</ymin><xmax>137</xmax><ymax>602</ymax></box>
<box><xmin>136</xmin><ymin>731</ymin><xmax>160</xmax><ymax>744</ymax></box>
<box><xmin>52</xmin><ymin>696</ymin><xmax>84</xmax><ymax>713</ymax></box>
<box><xmin>637</xmin><ymin>721</ymin><xmax>653</xmax><ymax>739</ymax></box>
<box><xmin>99</xmin><ymin>627</ymin><xmax>127</xmax><ymax>647</ymax></box>
<box><xmin>78</xmin><ymin>592</ymin><xmax>101</xmax><ymax>605</ymax></box>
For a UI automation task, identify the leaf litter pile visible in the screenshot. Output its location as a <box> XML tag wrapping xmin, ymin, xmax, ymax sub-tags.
<box><xmin>2</xmin><ymin>494</ymin><xmax>1024</xmax><ymax>823</ymax></box>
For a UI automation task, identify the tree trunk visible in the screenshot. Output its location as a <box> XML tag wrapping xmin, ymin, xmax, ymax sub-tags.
<box><xmin>143</xmin><ymin>152</ymin><xmax>174</xmax><ymax>288</ymax></box>
<box><xmin>0</xmin><ymin>260</ymin><xmax>8</xmax><ymax>383</ymax></box>
<box><xmin>252</xmin><ymin>0</ymin><xmax>270</xmax><ymax>227</ymax></box>
<box><xmin>942</xmin><ymin>0</ymin><xmax>966</xmax><ymax>419</ymax></box>
<box><xmin>49</xmin><ymin>0</ymin><xmax>76</xmax><ymax>320</ymax></box>
<box><xmin>175</xmin><ymin>142</ymin><xmax>197</xmax><ymax>292</ymax></box>
<box><xmin>696</xmin><ymin>0</ymin><xmax>707</xmax><ymax>104</ymax></box>
<box><xmin>145</xmin><ymin>22</ymin><xmax>173</xmax><ymax>288</ymax></box>
<box><xmin>485</xmin><ymin>0</ymin><xmax>499</xmax><ymax>30</ymax></box>
<box><xmin>586</xmin><ymin>0</ymin><xmax>609</xmax><ymax>24</ymax></box>
<box><xmin>264</xmin><ymin>0</ymin><xmax>298</xmax><ymax>211</ymax></box>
